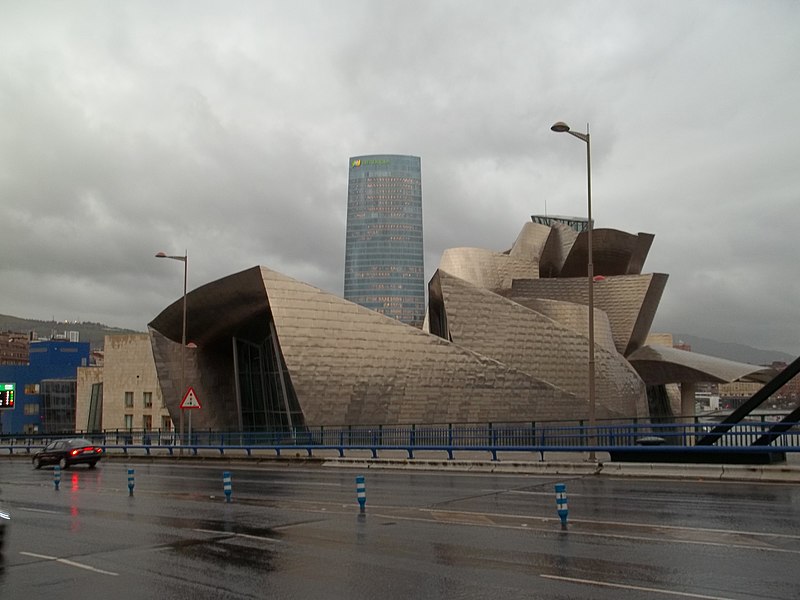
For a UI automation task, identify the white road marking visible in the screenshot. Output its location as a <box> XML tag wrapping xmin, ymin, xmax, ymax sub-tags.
<box><xmin>391</xmin><ymin>510</ymin><xmax>800</xmax><ymax>555</ymax></box>
<box><xmin>424</xmin><ymin>506</ymin><xmax>800</xmax><ymax>543</ymax></box>
<box><xmin>17</xmin><ymin>507</ymin><xmax>61</xmax><ymax>515</ymax></box>
<box><xmin>20</xmin><ymin>552</ymin><xmax>118</xmax><ymax>576</ymax></box>
<box><xmin>540</xmin><ymin>574</ymin><xmax>736</xmax><ymax>599</ymax></box>
<box><xmin>192</xmin><ymin>528</ymin><xmax>281</xmax><ymax>543</ymax></box>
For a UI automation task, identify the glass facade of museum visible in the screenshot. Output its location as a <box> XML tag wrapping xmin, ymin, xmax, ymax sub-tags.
<box><xmin>531</xmin><ymin>214</ymin><xmax>589</xmax><ymax>233</ymax></box>
<box><xmin>234</xmin><ymin>318</ymin><xmax>304</xmax><ymax>432</ymax></box>
<box><xmin>344</xmin><ymin>154</ymin><xmax>425</xmax><ymax>327</ymax></box>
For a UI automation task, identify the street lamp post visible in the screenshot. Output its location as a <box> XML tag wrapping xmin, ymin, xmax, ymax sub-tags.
<box><xmin>550</xmin><ymin>121</ymin><xmax>596</xmax><ymax>460</ymax></box>
<box><xmin>155</xmin><ymin>251</ymin><xmax>187</xmax><ymax>448</ymax></box>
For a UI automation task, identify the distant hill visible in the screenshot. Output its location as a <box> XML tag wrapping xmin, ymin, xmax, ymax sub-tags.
<box><xmin>671</xmin><ymin>333</ymin><xmax>795</xmax><ymax>366</ymax></box>
<box><xmin>0</xmin><ymin>314</ymin><xmax>142</xmax><ymax>350</ymax></box>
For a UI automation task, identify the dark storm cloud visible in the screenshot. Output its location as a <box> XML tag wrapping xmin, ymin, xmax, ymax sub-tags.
<box><xmin>1</xmin><ymin>1</ymin><xmax>798</xmax><ymax>356</ymax></box>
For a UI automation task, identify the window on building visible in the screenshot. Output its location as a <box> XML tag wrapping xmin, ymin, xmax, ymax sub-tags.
<box><xmin>24</xmin><ymin>403</ymin><xmax>39</xmax><ymax>416</ymax></box>
<box><xmin>161</xmin><ymin>416</ymin><xmax>172</xmax><ymax>431</ymax></box>
<box><xmin>143</xmin><ymin>415</ymin><xmax>152</xmax><ymax>431</ymax></box>
<box><xmin>143</xmin><ymin>391</ymin><xmax>152</xmax><ymax>408</ymax></box>
<box><xmin>124</xmin><ymin>391</ymin><xmax>133</xmax><ymax>408</ymax></box>
<box><xmin>124</xmin><ymin>414</ymin><xmax>133</xmax><ymax>430</ymax></box>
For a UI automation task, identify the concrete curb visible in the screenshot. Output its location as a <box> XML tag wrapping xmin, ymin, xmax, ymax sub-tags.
<box><xmin>322</xmin><ymin>457</ymin><xmax>800</xmax><ymax>483</ymax></box>
<box><xmin>598</xmin><ymin>462</ymin><xmax>726</xmax><ymax>481</ymax></box>
<box><xmin>322</xmin><ymin>457</ymin><xmax>602</xmax><ymax>476</ymax></box>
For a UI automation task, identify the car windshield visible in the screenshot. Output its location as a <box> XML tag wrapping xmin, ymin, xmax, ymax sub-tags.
<box><xmin>68</xmin><ymin>439</ymin><xmax>93</xmax><ymax>447</ymax></box>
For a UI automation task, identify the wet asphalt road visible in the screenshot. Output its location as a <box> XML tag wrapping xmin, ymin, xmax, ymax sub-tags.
<box><xmin>0</xmin><ymin>459</ymin><xmax>799</xmax><ymax>600</ymax></box>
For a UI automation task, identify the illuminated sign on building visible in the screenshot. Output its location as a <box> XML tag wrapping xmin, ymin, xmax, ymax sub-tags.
<box><xmin>0</xmin><ymin>383</ymin><xmax>15</xmax><ymax>409</ymax></box>
<box><xmin>351</xmin><ymin>158</ymin><xmax>390</xmax><ymax>168</ymax></box>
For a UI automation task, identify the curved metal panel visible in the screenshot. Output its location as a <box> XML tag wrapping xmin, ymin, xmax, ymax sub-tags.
<box><xmin>508</xmin><ymin>222</ymin><xmax>552</xmax><ymax>262</ymax></box>
<box><xmin>510</xmin><ymin>297</ymin><xmax>616</xmax><ymax>353</ymax></box>
<box><xmin>437</xmin><ymin>270</ymin><xmax>648</xmax><ymax>419</ymax></box>
<box><xmin>628</xmin><ymin>345</ymin><xmax>778</xmax><ymax>385</ymax></box>
<box><xmin>439</xmin><ymin>247</ymin><xmax>538</xmax><ymax>294</ymax></box>
<box><xmin>539</xmin><ymin>222</ymin><xmax>578</xmax><ymax>278</ymax></box>
<box><xmin>260</xmin><ymin>266</ymin><xmax>579</xmax><ymax>425</ymax></box>
<box><xmin>561</xmin><ymin>229</ymin><xmax>655</xmax><ymax>277</ymax></box>
<box><xmin>510</xmin><ymin>274</ymin><xmax>667</xmax><ymax>357</ymax></box>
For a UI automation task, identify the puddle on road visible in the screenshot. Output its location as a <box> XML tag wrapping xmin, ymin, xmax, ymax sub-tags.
<box><xmin>168</xmin><ymin>537</ymin><xmax>276</xmax><ymax>571</ymax></box>
<box><xmin>165</xmin><ymin>518</ymin><xmax>280</xmax><ymax>570</ymax></box>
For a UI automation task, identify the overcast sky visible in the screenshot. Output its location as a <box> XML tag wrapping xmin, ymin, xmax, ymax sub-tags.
<box><xmin>1</xmin><ymin>1</ymin><xmax>798</xmax><ymax>356</ymax></box>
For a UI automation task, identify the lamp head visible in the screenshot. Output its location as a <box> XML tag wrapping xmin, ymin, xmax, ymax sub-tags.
<box><xmin>550</xmin><ymin>121</ymin><xmax>571</xmax><ymax>133</ymax></box>
<box><xmin>155</xmin><ymin>252</ymin><xmax>167</xmax><ymax>258</ymax></box>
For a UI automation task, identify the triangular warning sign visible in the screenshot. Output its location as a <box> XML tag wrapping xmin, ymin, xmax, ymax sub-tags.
<box><xmin>180</xmin><ymin>387</ymin><xmax>201</xmax><ymax>409</ymax></box>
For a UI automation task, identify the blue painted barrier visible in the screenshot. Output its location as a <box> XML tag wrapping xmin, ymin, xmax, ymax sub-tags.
<box><xmin>223</xmin><ymin>471</ymin><xmax>232</xmax><ymax>503</ymax></box>
<box><xmin>356</xmin><ymin>474</ymin><xmax>366</xmax><ymax>513</ymax></box>
<box><xmin>555</xmin><ymin>483</ymin><xmax>568</xmax><ymax>529</ymax></box>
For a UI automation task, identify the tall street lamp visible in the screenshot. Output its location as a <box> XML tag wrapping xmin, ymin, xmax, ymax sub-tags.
<box><xmin>550</xmin><ymin>121</ymin><xmax>596</xmax><ymax>460</ymax></box>
<box><xmin>155</xmin><ymin>250</ymin><xmax>187</xmax><ymax>448</ymax></box>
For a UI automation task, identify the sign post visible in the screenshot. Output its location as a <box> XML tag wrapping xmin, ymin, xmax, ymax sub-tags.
<box><xmin>180</xmin><ymin>387</ymin><xmax>201</xmax><ymax>446</ymax></box>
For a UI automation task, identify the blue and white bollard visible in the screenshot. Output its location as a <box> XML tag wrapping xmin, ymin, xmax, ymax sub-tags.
<box><xmin>223</xmin><ymin>471</ymin><xmax>232</xmax><ymax>503</ymax></box>
<box><xmin>555</xmin><ymin>483</ymin><xmax>568</xmax><ymax>530</ymax></box>
<box><xmin>127</xmin><ymin>468</ymin><xmax>135</xmax><ymax>496</ymax></box>
<box><xmin>54</xmin><ymin>465</ymin><xmax>61</xmax><ymax>490</ymax></box>
<box><xmin>356</xmin><ymin>475</ymin><xmax>366</xmax><ymax>513</ymax></box>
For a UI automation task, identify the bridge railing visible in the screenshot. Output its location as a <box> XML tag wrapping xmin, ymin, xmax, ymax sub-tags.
<box><xmin>1</xmin><ymin>419</ymin><xmax>798</xmax><ymax>457</ymax></box>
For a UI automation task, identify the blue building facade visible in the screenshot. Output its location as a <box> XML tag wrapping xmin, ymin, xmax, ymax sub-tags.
<box><xmin>344</xmin><ymin>154</ymin><xmax>425</xmax><ymax>327</ymax></box>
<box><xmin>0</xmin><ymin>340</ymin><xmax>90</xmax><ymax>434</ymax></box>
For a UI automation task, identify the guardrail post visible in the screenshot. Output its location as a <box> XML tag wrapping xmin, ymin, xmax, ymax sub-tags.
<box><xmin>127</xmin><ymin>468</ymin><xmax>135</xmax><ymax>496</ymax></box>
<box><xmin>223</xmin><ymin>471</ymin><xmax>232</xmax><ymax>503</ymax></box>
<box><xmin>555</xmin><ymin>483</ymin><xmax>568</xmax><ymax>530</ymax></box>
<box><xmin>356</xmin><ymin>474</ymin><xmax>366</xmax><ymax>514</ymax></box>
<box><xmin>54</xmin><ymin>465</ymin><xmax>61</xmax><ymax>490</ymax></box>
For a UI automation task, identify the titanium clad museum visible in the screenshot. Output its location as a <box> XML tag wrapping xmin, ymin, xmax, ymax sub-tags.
<box><xmin>344</xmin><ymin>154</ymin><xmax>425</xmax><ymax>328</ymax></box>
<box><xmin>147</xmin><ymin>217</ymin><xmax>776</xmax><ymax>433</ymax></box>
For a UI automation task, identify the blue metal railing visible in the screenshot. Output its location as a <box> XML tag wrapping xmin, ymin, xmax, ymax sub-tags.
<box><xmin>1</xmin><ymin>419</ymin><xmax>798</xmax><ymax>459</ymax></box>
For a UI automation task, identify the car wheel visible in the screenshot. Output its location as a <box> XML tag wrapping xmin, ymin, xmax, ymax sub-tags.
<box><xmin>58</xmin><ymin>458</ymin><xmax>68</xmax><ymax>470</ymax></box>
<box><xmin>33</xmin><ymin>457</ymin><xmax>41</xmax><ymax>469</ymax></box>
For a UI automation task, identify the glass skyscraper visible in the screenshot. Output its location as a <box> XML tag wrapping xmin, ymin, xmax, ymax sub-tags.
<box><xmin>344</xmin><ymin>154</ymin><xmax>424</xmax><ymax>327</ymax></box>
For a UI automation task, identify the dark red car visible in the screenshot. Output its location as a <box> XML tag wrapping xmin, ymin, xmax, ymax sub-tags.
<box><xmin>32</xmin><ymin>438</ymin><xmax>103</xmax><ymax>470</ymax></box>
